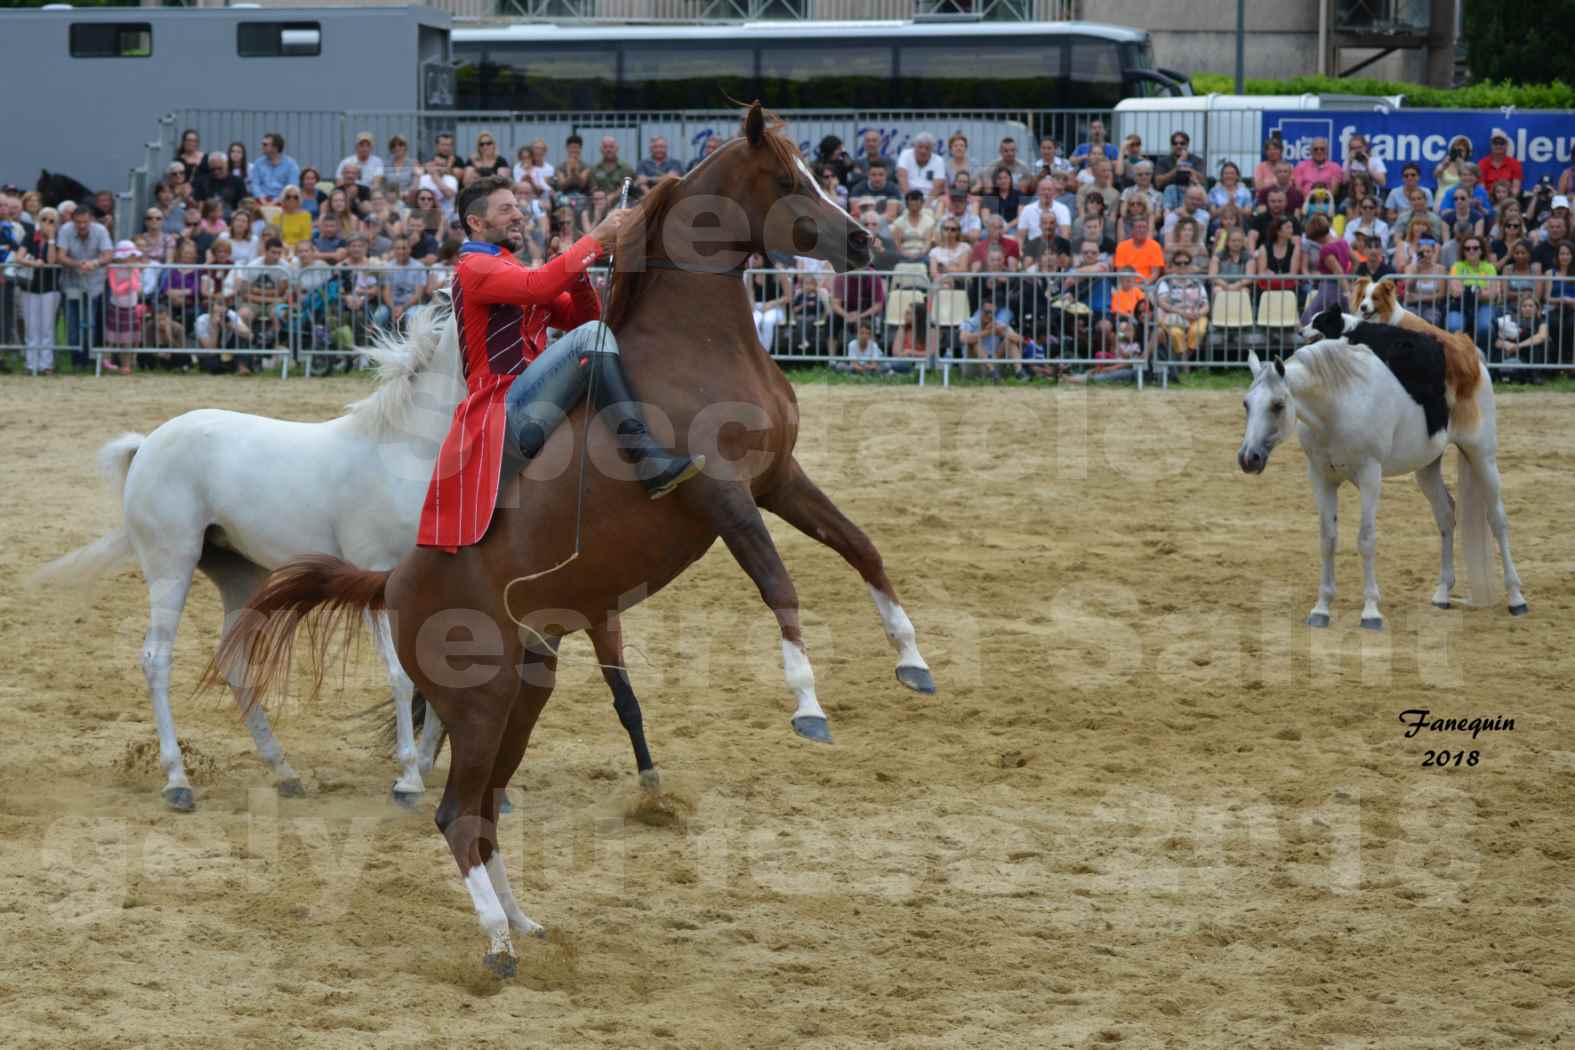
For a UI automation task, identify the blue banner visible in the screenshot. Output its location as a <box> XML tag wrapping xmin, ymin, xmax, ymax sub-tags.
<box><xmin>1261</xmin><ymin>109</ymin><xmax>1575</xmax><ymax>192</ymax></box>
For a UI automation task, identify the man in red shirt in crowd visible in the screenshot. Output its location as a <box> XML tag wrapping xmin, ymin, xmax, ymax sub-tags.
<box><xmin>418</xmin><ymin>175</ymin><xmax>702</xmax><ymax>552</ymax></box>
<box><xmin>1478</xmin><ymin>132</ymin><xmax>1524</xmax><ymax>198</ymax></box>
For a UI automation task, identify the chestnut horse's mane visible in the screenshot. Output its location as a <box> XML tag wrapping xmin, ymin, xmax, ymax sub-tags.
<box><xmin>602</xmin><ymin>109</ymin><xmax>799</xmax><ymax>331</ymax></box>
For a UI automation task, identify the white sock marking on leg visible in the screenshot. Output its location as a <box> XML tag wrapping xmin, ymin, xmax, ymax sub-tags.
<box><xmin>782</xmin><ymin>640</ymin><xmax>826</xmax><ymax>721</ymax></box>
<box><xmin>868</xmin><ymin>585</ymin><xmax>930</xmax><ymax>671</ymax></box>
<box><xmin>465</xmin><ymin>864</ymin><xmax>514</xmax><ymax>956</ymax></box>
<box><xmin>485</xmin><ymin>854</ymin><xmax>543</xmax><ymax>937</ymax></box>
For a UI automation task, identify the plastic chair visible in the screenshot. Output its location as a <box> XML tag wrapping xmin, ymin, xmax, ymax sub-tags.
<box><xmin>1256</xmin><ymin>290</ymin><xmax>1300</xmax><ymax>328</ymax></box>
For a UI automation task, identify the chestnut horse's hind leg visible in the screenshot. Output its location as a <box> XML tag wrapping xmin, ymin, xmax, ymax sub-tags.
<box><xmin>430</xmin><ymin>660</ymin><xmax>526</xmax><ymax>977</ymax></box>
<box><xmin>704</xmin><ymin>484</ymin><xmax>832</xmax><ymax>743</ymax></box>
<box><xmin>588</xmin><ymin>614</ymin><xmax>659</xmax><ymax>789</ymax></box>
<box><xmin>760</xmin><ymin>459</ymin><xmax>935</xmax><ymax>694</ymax></box>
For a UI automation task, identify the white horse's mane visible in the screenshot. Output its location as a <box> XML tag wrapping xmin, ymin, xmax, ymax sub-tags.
<box><xmin>1289</xmin><ymin>339</ymin><xmax>1372</xmax><ymax>395</ymax></box>
<box><xmin>343</xmin><ymin>302</ymin><xmax>460</xmax><ymax>437</ymax></box>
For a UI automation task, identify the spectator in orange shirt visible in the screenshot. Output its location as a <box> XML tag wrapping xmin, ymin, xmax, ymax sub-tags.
<box><xmin>1478</xmin><ymin>132</ymin><xmax>1524</xmax><ymax>198</ymax></box>
<box><xmin>1114</xmin><ymin>217</ymin><xmax>1165</xmax><ymax>281</ymax></box>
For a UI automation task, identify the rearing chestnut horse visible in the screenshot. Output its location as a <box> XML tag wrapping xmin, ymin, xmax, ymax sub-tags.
<box><xmin>208</xmin><ymin>104</ymin><xmax>936</xmax><ymax>976</ymax></box>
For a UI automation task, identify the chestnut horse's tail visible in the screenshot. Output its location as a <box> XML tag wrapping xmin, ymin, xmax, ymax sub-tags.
<box><xmin>201</xmin><ymin>555</ymin><xmax>389</xmax><ymax>711</ymax></box>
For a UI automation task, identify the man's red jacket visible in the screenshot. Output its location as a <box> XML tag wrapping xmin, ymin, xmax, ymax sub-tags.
<box><xmin>418</xmin><ymin>234</ymin><xmax>604</xmax><ymax>552</ymax></box>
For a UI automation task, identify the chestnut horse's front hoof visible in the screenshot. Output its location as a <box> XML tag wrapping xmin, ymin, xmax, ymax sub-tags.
<box><xmin>895</xmin><ymin>664</ymin><xmax>936</xmax><ymax>695</ymax></box>
<box><xmin>791</xmin><ymin>715</ymin><xmax>833</xmax><ymax>744</ymax></box>
<box><xmin>483</xmin><ymin>951</ymin><xmax>517</xmax><ymax>979</ymax></box>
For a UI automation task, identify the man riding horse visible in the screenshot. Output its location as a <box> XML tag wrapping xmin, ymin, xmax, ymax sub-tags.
<box><xmin>418</xmin><ymin>174</ymin><xmax>703</xmax><ymax>552</ymax></box>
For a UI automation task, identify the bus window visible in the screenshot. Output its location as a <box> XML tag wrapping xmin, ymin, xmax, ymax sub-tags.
<box><xmin>621</xmin><ymin>47</ymin><xmax>753</xmax><ymax>110</ymax></box>
<box><xmin>480</xmin><ymin>45</ymin><xmax>616</xmax><ymax>111</ymax></box>
<box><xmin>1067</xmin><ymin>37</ymin><xmax>1124</xmax><ymax>109</ymax></box>
<box><xmin>895</xmin><ymin>41</ymin><xmax>1065</xmax><ymax>109</ymax></box>
<box><xmin>758</xmin><ymin>45</ymin><xmax>893</xmax><ymax>109</ymax></box>
<box><xmin>70</xmin><ymin>23</ymin><xmax>151</xmax><ymax>59</ymax></box>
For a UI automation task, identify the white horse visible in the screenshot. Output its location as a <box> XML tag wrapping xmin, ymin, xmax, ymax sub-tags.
<box><xmin>33</xmin><ymin>305</ymin><xmax>465</xmax><ymax>811</ymax></box>
<box><xmin>1237</xmin><ymin>311</ymin><xmax>1526</xmax><ymax>630</ymax></box>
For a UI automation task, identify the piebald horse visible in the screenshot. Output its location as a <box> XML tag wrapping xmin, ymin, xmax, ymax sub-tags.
<box><xmin>206</xmin><ymin>105</ymin><xmax>936</xmax><ymax>976</ymax></box>
<box><xmin>1238</xmin><ymin>304</ymin><xmax>1526</xmax><ymax>629</ymax></box>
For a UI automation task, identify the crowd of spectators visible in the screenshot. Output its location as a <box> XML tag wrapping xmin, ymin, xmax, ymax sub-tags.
<box><xmin>3</xmin><ymin>121</ymin><xmax>1574</xmax><ymax>381</ymax></box>
<box><xmin>752</xmin><ymin>122</ymin><xmax>1575</xmax><ymax>382</ymax></box>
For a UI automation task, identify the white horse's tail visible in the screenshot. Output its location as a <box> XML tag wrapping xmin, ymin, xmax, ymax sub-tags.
<box><xmin>1456</xmin><ymin>447</ymin><xmax>1495</xmax><ymax>607</ymax></box>
<box><xmin>29</xmin><ymin>433</ymin><xmax>144</xmax><ymax>592</ymax></box>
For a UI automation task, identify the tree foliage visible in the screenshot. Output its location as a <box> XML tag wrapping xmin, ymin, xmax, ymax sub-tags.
<box><xmin>1462</xmin><ymin>0</ymin><xmax>1575</xmax><ymax>85</ymax></box>
<box><xmin>1190</xmin><ymin>73</ymin><xmax>1575</xmax><ymax>109</ymax></box>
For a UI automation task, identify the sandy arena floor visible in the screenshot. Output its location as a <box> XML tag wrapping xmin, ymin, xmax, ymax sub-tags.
<box><xmin>0</xmin><ymin>373</ymin><xmax>1571</xmax><ymax>1049</ymax></box>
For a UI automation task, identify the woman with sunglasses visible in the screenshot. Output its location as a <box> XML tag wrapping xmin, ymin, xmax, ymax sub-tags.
<box><xmin>1341</xmin><ymin>196</ymin><xmax>1389</xmax><ymax>249</ymax></box>
<box><xmin>1448</xmin><ymin>234</ymin><xmax>1499</xmax><ymax>351</ymax></box>
<box><xmin>277</xmin><ymin>186</ymin><xmax>313</xmax><ymax>251</ymax></box>
<box><xmin>1489</xmin><ymin>208</ymin><xmax>1527</xmax><ymax>271</ymax></box>
<box><xmin>136</xmin><ymin>205</ymin><xmax>177</xmax><ymax>264</ymax></box>
<box><xmin>464</xmin><ymin>133</ymin><xmax>509</xmax><ymax>187</ymax></box>
<box><xmin>15</xmin><ymin>207</ymin><xmax>61</xmax><ymax>375</ymax></box>
<box><xmin>928</xmin><ymin>217</ymin><xmax>972</xmax><ymax>287</ymax></box>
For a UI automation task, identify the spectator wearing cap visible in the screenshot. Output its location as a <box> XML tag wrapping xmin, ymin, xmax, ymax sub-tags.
<box><xmin>1478</xmin><ymin>132</ymin><xmax>1523</xmax><ymax>198</ymax></box>
<box><xmin>338</xmin><ymin>133</ymin><xmax>385</xmax><ymax>191</ymax></box>
<box><xmin>248</xmin><ymin>132</ymin><xmax>301</xmax><ymax>205</ymax></box>
<box><xmin>1292</xmin><ymin>139</ymin><xmax>1344</xmax><ymax>198</ymax></box>
<box><xmin>636</xmin><ymin>137</ymin><xmax>684</xmax><ymax>189</ymax></box>
<box><xmin>896</xmin><ymin>133</ymin><xmax>947</xmax><ymax>198</ymax></box>
<box><xmin>1342</xmin><ymin>133</ymin><xmax>1387</xmax><ymax>188</ymax></box>
<box><xmin>1070</xmin><ymin>119</ymin><xmax>1118</xmax><ymax>170</ymax></box>
<box><xmin>193</xmin><ymin>151</ymin><xmax>246</xmax><ymax>215</ymax></box>
<box><xmin>1383</xmin><ymin>163</ymin><xmax>1423</xmax><ymax>223</ymax></box>
<box><xmin>976</xmin><ymin>136</ymin><xmax>1031</xmax><ymax>188</ymax></box>
<box><xmin>1016</xmin><ymin>176</ymin><xmax>1071</xmax><ymax>244</ymax></box>
<box><xmin>1153</xmin><ymin>130</ymin><xmax>1203</xmax><ymax>210</ymax></box>
<box><xmin>940</xmin><ymin>186</ymin><xmax>982</xmax><ymax>243</ymax></box>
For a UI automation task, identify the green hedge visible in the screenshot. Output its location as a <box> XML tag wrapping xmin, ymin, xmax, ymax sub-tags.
<box><xmin>1189</xmin><ymin>73</ymin><xmax>1575</xmax><ymax>109</ymax></box>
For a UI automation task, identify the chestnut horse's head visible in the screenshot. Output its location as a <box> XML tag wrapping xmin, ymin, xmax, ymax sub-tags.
<box><xmin>657</xmin><ymin>102</ymin><xmax>871</xmax><ymax>274</ymax></box>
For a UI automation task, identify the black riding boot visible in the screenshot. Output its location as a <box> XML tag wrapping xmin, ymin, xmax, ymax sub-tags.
<box><xmin>503</xmin><ymin>325</ymin><xmax>704</xmax><ymax>500</ymax></box>
<box><xmin>586</xmin><ymin>350</ymin><xmax>705</xmax><ymax>500</ymax></box>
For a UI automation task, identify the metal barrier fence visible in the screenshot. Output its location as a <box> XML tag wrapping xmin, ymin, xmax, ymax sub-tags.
<box><xmin>4</xmin><ymin>265</ymin><xmax>1571</xmax><ymax>382</ymax></box>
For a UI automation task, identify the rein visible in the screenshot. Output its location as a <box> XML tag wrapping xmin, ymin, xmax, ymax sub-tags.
<box><xmin>502</xmin><ymin>180</ymin><xmax>640</xmax><ymax>665</ymax></box>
